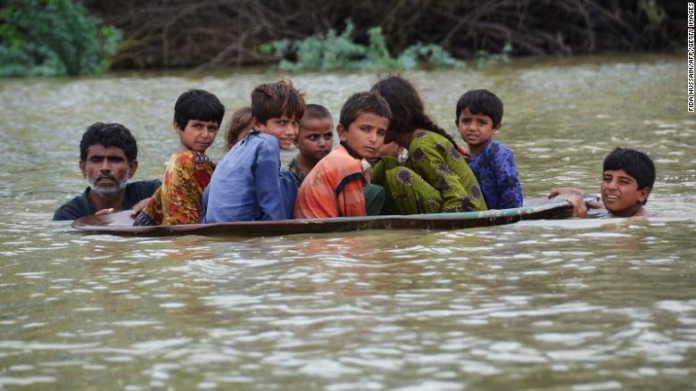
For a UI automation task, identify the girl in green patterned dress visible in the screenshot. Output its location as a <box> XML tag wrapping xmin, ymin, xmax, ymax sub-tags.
<box><xmin>370</xmin><ymin>76</ymin><xmax>487</xmax><ymax>215</ymax></box>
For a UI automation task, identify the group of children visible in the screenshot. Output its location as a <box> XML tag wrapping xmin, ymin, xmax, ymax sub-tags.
<box><xmin>133</xmin><ymin>75</ymin><xmax>656</xmax><ymax>226</ymax></box>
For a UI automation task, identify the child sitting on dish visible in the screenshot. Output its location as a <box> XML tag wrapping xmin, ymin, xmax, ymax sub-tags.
<box><xmin>286</xmin><ymin>104</ymin><xmax>334</xmax><ymax>186</ymax></box>
<box><xmin>456</xmin><ymin>89</ymin><xmax>523</xmax><ymax>210</ymax></box>
<box><xmin>134</xmin><ymin>89</ymin><xmax>224</xmax><ymax>226</ymax></box>
<box><xmin>294</xmin><ymin>91</ymin><xmax>391</xmax><ymax>218</ymax></box>
<box><xmin>370</xmin><ymin>76</ymin><xmax>487</xmax><ymax>215</ymax></box>
<box><xmin>549</xmin><ymin>148</ymin><xmax>655</xmax><ymax>218</ymax></box>
<box><xmin>202</xmin><ymin>80</ymin><xmax>305</xmax><ymax>223</ymax></box>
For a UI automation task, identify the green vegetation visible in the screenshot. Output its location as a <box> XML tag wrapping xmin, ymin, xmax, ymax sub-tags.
<box><xmin>259</xmin><ymin>20</ymin><xmax>466</xmax><ymax>72</ymax></box>
<box><xmin>0</xmin><ymin>0</ymin><xmax>121</xmax><ymax>77</ymax></box>
<box><xmin>475</xmin><ymin>44</ymin><xmax>513</xmax><ymax>69</ymax></box>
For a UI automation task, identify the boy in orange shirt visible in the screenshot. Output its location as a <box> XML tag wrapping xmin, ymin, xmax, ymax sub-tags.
<box><xmin>294</xmin><ymin>92</ymin><xmax>391</xmax><ymax>218</ymax></box>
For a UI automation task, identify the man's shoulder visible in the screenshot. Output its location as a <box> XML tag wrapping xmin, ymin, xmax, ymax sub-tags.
<box><xmin>127</xmin><ymin>179</ymin><xmax>161</xmax><ymax>193</ymax></box>
<box><xmin>53</xmin><ymin>190</ymin><xmax>92</xmax><ymax>221</ymax></box>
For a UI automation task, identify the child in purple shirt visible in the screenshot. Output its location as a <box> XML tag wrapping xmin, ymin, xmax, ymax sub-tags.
<box><xmin>456</xmin><ymin>89</ymin><xmax>523</xmax><ymax>210</ymax></box>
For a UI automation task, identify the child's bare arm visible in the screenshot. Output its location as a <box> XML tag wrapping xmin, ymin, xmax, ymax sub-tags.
<box><xmin>547</xmin><ymin>187</ymin><xmax>585</xmax><ymax>198</ymax></box>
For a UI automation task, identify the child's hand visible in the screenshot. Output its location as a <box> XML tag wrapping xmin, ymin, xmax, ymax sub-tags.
<box><xmin>361</xmin><ymin>159</ymin><xmax>372</xmax><ymax>185</ymax></box>
<box><xmin>547</xmin><ymin>187</ymin><xmax>583</xmax><ymax>199</ymax></box>
<box><xmin>130</xmin><ymin>197</ymin><xmax>152</xmax><ymax>217</ymax></box>
<box><xmin>565</xmin><ymin>194</ymin><xmax>588</xmax><ymax>218</ymax></box>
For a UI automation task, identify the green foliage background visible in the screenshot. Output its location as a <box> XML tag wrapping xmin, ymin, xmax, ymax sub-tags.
<box><xmin>0</xmin><ymin>0</ymin><xmax>121</xmax><ymax>77</ymax></box>
<box><xmin>261</xmin><ymin>20</ymin><xmax>468</xmax><ymax>72</ymax></box>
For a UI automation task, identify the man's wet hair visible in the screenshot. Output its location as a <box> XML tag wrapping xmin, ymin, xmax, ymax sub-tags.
<box><xmin>456</xmin><ymin>89</ymin><xmax>504</xmax><ymax>128</ymax></box>
<box><xmin>174</xmin><ymin>89</ymin><xmax>225</xmax><ymax>130</ymax></box>
<box><xmin>251</xmin><ymin>80</ymin><xmax>305</xmax><ymax>125</ymax></box>
<box><xmin>603</xmin><ymin>148</ymin><xmax>656</xmax><ymax>192</ymax></box>
<box><xmin>80</xmin><ymin>122</ymin><xmax>138</xmax><ymax>162</ymax></box>
<box><xmin>339</xmin><ymin>91</ymin><xmax>392</xmax><ymax>129</ymax></box>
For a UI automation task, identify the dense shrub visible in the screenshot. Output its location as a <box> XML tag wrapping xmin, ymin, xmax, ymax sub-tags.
<box><xmin>0</xmin><ymin>0</ymin><xmax>121</xmax><ymax>77</ymax></box>
<box><xmin>261</xmin><ymin>20</ymin><xmax>465</xmax><ymax>72</ymax></box>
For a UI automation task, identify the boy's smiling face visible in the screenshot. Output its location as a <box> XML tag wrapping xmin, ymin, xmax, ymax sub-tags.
<box><xmin>601</xmin><ymin>169</ymin><xmax>650</xmax><ymax>217</ymax></box>
<box><xmin>295</xmin><ymin>117</ymin><xmax>334</xmax><ymax>162</ymax></box>
<box><xmin>457</xmin><ymin>108</ymin><xmax>500</xmax><ymax>154</ymax></box>
<box><xmin>337</xmin><ymin>112</ymin><xmax>388</xmax><ymax>159</ymax></box>
<box><xmin>255</xmin><ymin>115</ymin><xmax>299</xmax><ymax>150</ymax></box>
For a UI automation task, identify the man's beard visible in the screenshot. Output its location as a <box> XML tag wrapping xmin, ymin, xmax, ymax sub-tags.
<box><xmin>88</xmin><ymin>173</ymin><xmax>127</xmax><ymax>201</ymax></box>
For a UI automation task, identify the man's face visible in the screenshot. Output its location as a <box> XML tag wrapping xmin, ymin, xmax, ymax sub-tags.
<box><xmin>79</xmin><ymin>144</ymin><xmax>136</xmax><ymax>199</ymax></box>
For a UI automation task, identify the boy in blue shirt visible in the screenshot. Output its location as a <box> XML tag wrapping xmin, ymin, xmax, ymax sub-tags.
<box><xmin>456</xmin><ymin>89</ymin><xmax>523</xmax><ymax>209</ymax></box>
<box><xmin>202</xmin><ymin>80</ymin><xmax>305</xmax><ymax>223</ymax></box>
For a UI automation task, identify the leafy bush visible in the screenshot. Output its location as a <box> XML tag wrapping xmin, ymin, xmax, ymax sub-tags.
<box><xmin>475</xmin><ymin>44</ymin><xmax>513</xmax><ymax>69</ymax></box>
<box><xmin>0</xmin><ymin>0</ymin><xmax>121</xmax><ymax>77</ymax></box>
<box><xmin>261</xmin><ymin>20</ymin><xmax>466</xmax><ymax>72</ymax></box>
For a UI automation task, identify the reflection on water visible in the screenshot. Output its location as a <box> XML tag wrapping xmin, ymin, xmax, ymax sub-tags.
<box><xmin>1</xmin><ymin>55</ymin><xmax>696</xmax><ymax>389</ymax></box>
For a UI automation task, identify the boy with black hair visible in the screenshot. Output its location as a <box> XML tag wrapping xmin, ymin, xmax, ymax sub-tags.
<box><xmin>203</xmin><ymin>80</ymin><xmax>305</xmax><ymax>223</ymax></box>
<box><xmin>294</xmin><ymin>91</ymin><xmax>391</xmax><ymax>219</ymax></box>
<box><xmin>53</xmin><ymin>122</ymin><xmax>160</xmax><ymax>220</ymax></box>
<box><xmin>286</xmin><ymin>104</ymin><xmax>334</xmax><ymax>185</ymax></box>
<box><xmin>549</xmin><ymin>148</ymin><xmax>656</xmax><ymax>217</ymax></box>
<box><xmin>456</xmin><ymin>89</ymin><xmax>523</xmax><ymax>209</ymax></box>
<box><xmin>135</xmin><ymin>89</ymin><xmax>225</xmax><ymax>225</ymax></box>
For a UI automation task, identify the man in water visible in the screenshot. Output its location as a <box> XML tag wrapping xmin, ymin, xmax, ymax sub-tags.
<box><xmin>53</xmin><ymin>122</ymin><xmax>160</xmax><ymax>221</ymax></box>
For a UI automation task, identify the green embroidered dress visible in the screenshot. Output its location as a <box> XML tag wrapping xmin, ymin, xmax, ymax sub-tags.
<box><xmin>372</xmin><ymin>130</ymin><xmax>487</xmax><ymax>214</ymax></box>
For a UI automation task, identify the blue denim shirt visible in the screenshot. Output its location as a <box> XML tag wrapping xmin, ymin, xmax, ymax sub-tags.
<box><xmin>468</xmin><ymin>140</ymin><xmax>523</xmax><ymax>210</ymax></box>
<box><xmin>201</xmin><ymin>130</ymin><xmax>297</xmax><ymax>223</ymax></box>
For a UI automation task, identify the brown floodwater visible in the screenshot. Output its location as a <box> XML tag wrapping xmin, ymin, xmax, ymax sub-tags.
<box><xmin>1</xmin><ymin>54</ymin><xmax>695</xmax><ymax>389</ymax></box>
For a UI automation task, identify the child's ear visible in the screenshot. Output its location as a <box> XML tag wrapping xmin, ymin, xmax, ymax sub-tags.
<box><xmin>174</xmin><ymin>121</ymin><xmax>184</xmax><ymax>134</ymax></box>
<box><xmin>494</xmin><ymin>122</ymin><xmax>502</xmax><ymax>134</ymax></box>
<box><xmin>638</xmin><ymin>187</ymin><xmax>651</xmax><ymax>204</ymax></box>
<box><xmin>252</xmin><ymin>117</ymin><xmax>263</xmax><ymax>130</ymax></box>
<box><xmin>336</xmin><ymin>124</ymin><xmax>348</xmax><ymax>142</ymax></box>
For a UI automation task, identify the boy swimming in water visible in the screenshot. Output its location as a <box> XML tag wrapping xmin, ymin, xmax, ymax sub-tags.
<box><xmin>549</xmin><ymin>148</ymin><xmax>655</xmax><ymax>217</ymax></box>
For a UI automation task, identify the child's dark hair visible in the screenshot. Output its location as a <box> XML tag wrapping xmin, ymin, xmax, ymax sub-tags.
<box><xmin>339</xmin><ymin>91</ymin><xmax>392</xmax><ymax>129</ymax></box>
<box><xmin>80</xmin><ymin>122</ymin><xmax>138</xmax><ymax>162</ymax></box>
<box><xmin>224</xmin><ymin>106</ymin><xmax>252</xmax><ymax>152</ymax></box>
<box><xmin>251</xmin><ymin>80</ymin><xmax>305</xmax><ymax>125</ymax></box>
<box><xmin>456</xmin><ymin>89</ymin><xmax>504</xmax><ymax>128</ymax></box>
<box><xmin>603</xmin><ymin>148</ymin><xmax>656</xmax><ymax>193</ymax></box>
<box><xmin>371</xmin><ymin>75</ymin><xmax>458</xmax><ymax>147</ymax></box>
<box><xmin>302</xmin><ymin>104</ymin><xmax>332</xmax><ymax>123</ymax></box>
<box><xmin>174</xmin><ymin>89</ymin><xmax>225</xmax><ymax>130</ymax></box>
